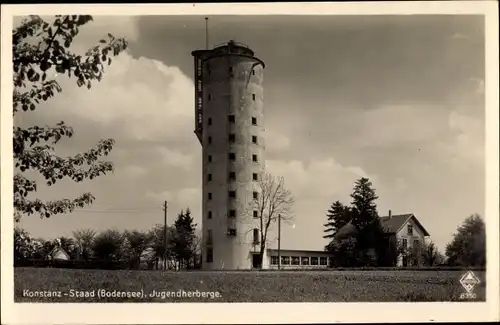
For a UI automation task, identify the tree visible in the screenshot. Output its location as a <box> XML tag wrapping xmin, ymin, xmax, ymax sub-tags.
<box><xmin>420</xmin><ymin>241</ymin><xmax>444</xmax><ymax>267</ymax></box>
<box><xmin>323</xmin><ymin>201</ymin><xmax>352</xmax><ymax>239</ymax></box>
<box><xmin>13</xmin><ymin>15</ymin><xmax>128</xmax><ymax>222</ymax></box>
<box><xmin>149</xmin><ymin>224</ymin><xmax>176</xmax><ymax>270</ymax></box>
<box><xmin>91</xmin><ymin>229</ymin><xmax>125</xmax><ymax>262</ymax></box>
<box><xmin>172</xmin><ymin>208</ymin><xmax>197</xmax><ymax>269</ymax></box>
<box><xmin>14</xmin><ymin>228</ymin><xmax>43</xmax><ymax>264</ymax></box>
<box><xmin>445</xmin><ymin>214</ymin><xmax>486</xmax><ymax>267</ymax></box>
<box><xmin>124</xmin><ymin>230</ymin><xmax>153</xmax><ymax>269</ymax></box>
<box><xmin>72</xmin><ymin>228</ymin><xmax>96</xmax><ymax>260</ymax></box>
<box><xmin>248</xmin><ymin>172</ymin><xmax>295</xmax><ymax>269</ymax></box>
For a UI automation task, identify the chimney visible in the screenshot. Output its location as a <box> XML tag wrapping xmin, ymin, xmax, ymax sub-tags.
<box><xmin>388</xmin><ymin>210</ymin><xmax>392</xmax><ymax>219</ymax></box>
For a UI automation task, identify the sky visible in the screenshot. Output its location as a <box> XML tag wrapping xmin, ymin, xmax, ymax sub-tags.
<box><xmin>14</xmin><ymin>14</ymin><xmax>485</xmax><ymax>253</ymax></box>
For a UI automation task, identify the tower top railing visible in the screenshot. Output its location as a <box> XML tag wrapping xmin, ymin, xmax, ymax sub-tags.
<box><xmin>212</xmin><ymin>40</ymin><xmax>250</xmax><ymax>50</ymax></box>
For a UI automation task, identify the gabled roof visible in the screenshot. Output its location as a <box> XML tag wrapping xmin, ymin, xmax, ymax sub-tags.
<box><xmin>380</xmin><ymin>213</ymin><xmax>430</xmax><ymax>236</ymax></box>
<box><xmin>333</xmin><ymin>213</ymin><xmax>430</xmax><ymax>240</ymax></box>
<box><xmin>49</xmin><ymin>247</ymin><xmax>71</xmax><ymax>260</ymax></box>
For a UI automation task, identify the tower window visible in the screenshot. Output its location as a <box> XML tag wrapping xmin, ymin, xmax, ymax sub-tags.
<box><xmin>229</xmin><ymin>171</ymin><xmax>236</xmax><ymax>180</ymax></box>
<box><xmin>208</xmin><ymin>94</ymin><xmax>211</xmax><ymax>101</ymax></box>
<box><xmin>227</xmin><ymin>228</ymin><xmax>237</xmax><ymax>236</ymax></box>
<box><xmin>228</xmin><ymin>115</ymin><xmax>235</xmax><ymax>123</ymax></box>
<box><xmin>229</xmin><ymin>153</ymin><xmax>236</xmax><ymax>161</ymax></box>
<box><xmin>208</xmin><ymin>118</ymin><xmax>212</xmax><ymax>125</ymax></box>
<box><xmin>229</xmin><ymin>67</ymin><xmax>233</xmax><ymax>73</ymax></box>
<box><xmin>229</xmin><ymin>190</ymin><xmax>236</xmax><ymax>198</ymax></box>
<box><xmin>252</xmin><ymin>117</ymin><xmax>257</xmax><ymax>125</ymax></box>
<box><xmin>252</xmin><ymin>154</ymin><xmax>258</xmax><ymax>162</ymax></box>
<box><xmin>229</xmin><ymin>134</ymin><xmax>236</xmax><ymax>142</ymax></box>
<box><xmin>253</xmin><ymin>173</ymin><xmax>258</xmax><ymax>181</ymax></box>
<box><xmin>208</xmin><ymin>211</ymin><xmax>212</xmax><ymax>219</ymax></box>
<box><xmin>252</xmin><ymin>94</ymin><xmax>256</xmax><ymax>101</ymax></box>
<box><xmin>207</xmin><ymin>174</ymin><xmax>212</xmax><ymax>182</ymax></box>
<box><xmin>207</xmin><ymin>229</ymin><xmax>213</xmax><ymax>245</ymax></box>
<box><xmin>208</xmin><ymin>193</ymin><xmax>212</xmax><ymax>200</ymax></box>
<box><xmin>228</xmin><ymin>209</ymin><xmax>236</xmax><ymax>218</ymax></box>
<box><xmin>253</xmin><ymin>228</ymin><xmax>260</xmax><ymax>244</ymax></box>
<box><xmin>253</xmin><ymin>210</ymin><xmax>259</xmax><ymax>219</ymax></box>
<box><xmin>208</xmin><ymin>155</ymin><xmax>212</xmax><ymax>163</ymax></box>
<box><xmin>208</xmin><ymin>136</ymin><xmax>212</xmax><ymax>144</ymax></box>
<box><xmin>206</xmin><ymin>247</ymin><xmax>213</xmax><ymax>263</ymax></box>
<box><xmin>252</xmin><ymin>136</ymin><xmax>257</xmax><ymax>144</ymax></box>
<box><xmin>252</xmin><ymin>70</ymin><xmax>255</xmax><ymax>75</ymax></box>
<box><xmin>253</xmin><ymin>191</ymin><xmax>259</xmax><ymax>200</ymax></box>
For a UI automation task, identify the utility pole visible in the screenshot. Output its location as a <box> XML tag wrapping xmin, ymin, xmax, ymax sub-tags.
<box><xmin>164</xmin><ymin>200</ymin><xmax>168</xmax><ymax>270</ymax></box>
<box><xmin>277</xmin><ymin>213</ymin><xmax>281</xmax><ymax>270</ymax></box>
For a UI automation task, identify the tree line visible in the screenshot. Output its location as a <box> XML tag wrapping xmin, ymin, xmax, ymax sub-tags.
<box><xmin>323</xmin><ymin>177</ymin><xmax>486</xmax><ymax>268</ymax></box>
<box><xmin>14</xmin><ymin>209</ymin><xmax>200</xmax><ymax>270</ymax></box>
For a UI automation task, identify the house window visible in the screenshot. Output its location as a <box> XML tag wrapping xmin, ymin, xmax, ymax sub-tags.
<box><xmin>271</xmin><ymin>256</ymin><xmax>278</xmax><ymax>265</ymax></box>
<box><xmin>282</xmin><ymin>256</ymin><xmax>290</xmax><ymax>265</ymax></box>
<box><xmin>229</xmin><ymin>171</ymin><xmax>236</xmax><ymax>180</ymax></box>
<box><xmin>311</xmin><ymin>257</ymin><xmax>319</xmax><ymax>265</ymax></box>
<box><xmin>229</xmin><ymin>134</ymin><xmax>236</xmax><ymax>142</ymax></box>
<box><xmin>227</xmin><ymin>228</ymin><xmax>237</xmax><ymax>236</ymax></box>
<box><xmin>228</xmin><ymin>209</ymin><xmax>236</xmax><ymax>218</ymax></box>
<box><xmin>207</xmin><ymin>174</ymin><xmax>212</xmax><ymax>182</ymax></box>
<box><xmin>253</xmin><ymin>228</ymin><xmax>259</xmax><ymax>244</ymax></box>
<box><xmin>208</xmin><ymin>155</ymin><xmax>212</xmax><ymax>162</ymax></box>
<box><xmin>252</xmin><ymin>117</ymin><xmax>257</xmax><ymax>125</ymax></box>
<box><xmin>228</xmin><ymin>115</ymin><xmax>235</xmax><ymax>123</ymax></box>
<box><xmin>208</xmin><ymin>193</ymin><xmax>212</xmax><ymax>200</ymax></box>
<box><xmin>402</xmin><ymin>238</ymin><xmax>408</xmax><ymax>249</ymax></box>
<box><xmin>208</xmin><ymin>211</ymin><xmax>212</xmax><ymax>219</ymax></box>
<box><xmin>253</xmin><ymin>191</ymin><xmax>259</xmax><ymax>200</ymax></box>
<box><xmin>291</xmin><ymin>257</ymin><xmax>300</xmax><ymax>265</ymax></box>
<box><xmin>253</xmin><ymin>210</ymin><xmax>259</xmax><ymax>219</ymax></box>
<box><xmin>229</xmin><ymin>153</ymin><xmax>236</xmax><ymax>161</ymax></box>
<box><xmin>207</xmin><ymin>230</ymin><xmax>213</xmax><ymax>245</ymax></box>
<box><xmin>413</xmin><ymin>239</ymin><xmax>419</xmax><ymax>248</ymax></box>
<box><xmin>252</xmin><ymin>154</ymin><xmax>258</xmax><ymax>162</ymax></box>
<box><xmin>229</xmin><ymin>190</ymin><xmax>236</xmax><ymax>198</ymax></box>
<box><xmin>301</xmin><ymin>257</ymin><xmax>310</xmax><ymax>265</ymax></box>
<box><xmin>253</xmin><ymin>173</ymin><xmax>258</xmax><ymax>181</ymax></box>
<box><xmin>208</xmin><ymin>118</ymin><xmax>212</xmax><ymax>125</ymax></box>
<box><xmin>252</xmin><ymin>94</ymin><xmax>256</xmax><ymax>101</ymax></box>
<box><xmin>407</xmin><ymin>224</ymin><xmax>413</xmax><ymax>235</ymax></box>
<box><xmin>206</xmin><ymin>247</ymin><xmax>213</xmax><ymax>263</ymax></box>
<box><xmin>319</xmin><ymin>257</ymin><xmax>327</xmax><ymax>265</ymax></box>
<box><xmin>252</xmin><ymin>135</ymin><xmax>257</xmax><ymax>144</ymax></box>
<box><xmin>208</xmin><ymin>136</ymin><xmax>212</xmax><ymax>144</ymax></box>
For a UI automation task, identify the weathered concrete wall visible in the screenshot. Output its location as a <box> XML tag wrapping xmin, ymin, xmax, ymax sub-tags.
<box><xmin>201</xmin><ymin>49</ymin><xmax>265</xmax><ymax>270</ymax></box>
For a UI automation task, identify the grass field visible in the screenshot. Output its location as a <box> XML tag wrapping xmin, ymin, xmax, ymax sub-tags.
<box><xmin>14</xmin><ymin>267</ymin><xmax>486</xmax><ymax>302</ymax></box>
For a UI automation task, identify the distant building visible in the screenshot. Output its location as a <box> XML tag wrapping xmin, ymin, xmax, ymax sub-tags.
<box><xmin>262</xmin><ymin>249</ymin><xmax>332</xmax><ymax>269</ymax></box>
<box><xmin>333</xmin><ymin>210</ymin><xmax>431</xmax><ymax>267</ymax></box>
<box><xmin>48</xmin><ymin>247</ymin><xmax>71</xmax><ymax>261</ymax></box>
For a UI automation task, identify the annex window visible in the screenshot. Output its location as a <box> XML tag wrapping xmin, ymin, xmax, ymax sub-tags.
<box><xmin>208</xmin><ymin>193</ymin><xmax>212</xmax><ymax>200</ymax></box>
<box><xmin>208</xmin><ymin>155</ymin><xmax>212</xmax><ymax>162</ymax></box>
<box><xmin>253</xmin><ymin>210</ymin><xmax>259</xmax><ymax>219</ymax></box>
<box><xmin>253</xmin><ymin>228</ymin><xmax>260</xmax><ymax>244</ymax></box>
<box><xmin>208</xmin><ymin>118</ymin><xmax>212</xmax><ymax>125</ymax></box>
<box><xmin>407</xmin><ymin>224</ymin><xmax>413</xmax><ymax>236</ymax></box>
<box><xmin>206</xmin><ymin>247</ymin><xmax>213</xmax><ymax>263</ymax></box>
<box><xmin>301</xmin><ymin>257</ymin><xmax>310</xmax><ymax>266</ymax></box>
<box><xmin>228</xmin><ymin>115</ymin><xmax>235</xmax><ymax>123</ymax></box>
<box><xmin>229</xmin><ymin>134</ymin><xmax>236</xmax><ymax>142</ymax></box>
<box><xmin>319</xmin><ymin>257</ymin><xmax>327</xmax><ymax>266</ymax></box>
<box><xmin>229</xmin><ymin>171</ymin><xmax>236</xmax><ymax>180</ymax></box>
<box><xmin>281</xmin><ymin>256</ymin><xmax>290</xmax><ymax>265</ymax></box>
<box><xmin>291</xmin><ymin>257</ymin><xmax>300</xmax><ymax>266</ymax></box>
<box><xmin>311</xmin><ymin>257</ymin><xmax>319</xmax><ymax>265</ymax></box>
<box><xmin>227</xmin><ymin>228</ymin><xmax>237</xmax><ymax>236</ymax></box>
<box><xmin>207</xmin><ymin>174</ymin><xmax>212</xmax><ymax>182</ymax></box>
<box><xmin>252</xmin><ymin>135</ymin><xmax>258</xmax><ymax>144</ymax></box>
<box><xmin>229</xmin><ymin>190</ymin><xmax>236</xmax><ymax>199</ymax></box>
<box><xmin>229</xmin><ymin>153</ymin><xmax>236</xmax><ymax>161</ymax></box>
<box><xmin>252</xmin><ymin>117</ymin><xmax>257</xmax><ymax>125</ymax></box>
<box><xmin>253</xmin><ymin>191</ymin><xmax>259</xmax><ymax>200</ymax></box>
<box><xmin>229</xmin><ymin>209</ymin><xmax>236</xmax><ymax>218</ymax></box>
<box><xmin>208</xmin><ymin>211</ymin><xmax>212</xmax><ymax>219</ymax></box>
<box><xmin>252</xmin><ymin>154</ymin><xmax>258</xmax><ymax>162</ymax></box>
<box><xmin>253</xmin><ymin>173</ymin><xmax>258</xmax><ymax>181</ymax></box>
<box><xmin>271</xmin><ymin>256</ymin><xmax>278</xmax><ymax>265</ymax></box>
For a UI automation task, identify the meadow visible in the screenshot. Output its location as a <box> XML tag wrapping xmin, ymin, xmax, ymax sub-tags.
<box><xmin>14</xmin><ymin>267</ymin><xmax>486</xmax><ymax>302</ymax></box>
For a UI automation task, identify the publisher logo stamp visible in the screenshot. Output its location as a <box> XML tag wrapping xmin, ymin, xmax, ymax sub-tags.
<box><xmin>459</xmin><ymin>270</ymin><xmax>480</xmax><ymax>299</ymax></box>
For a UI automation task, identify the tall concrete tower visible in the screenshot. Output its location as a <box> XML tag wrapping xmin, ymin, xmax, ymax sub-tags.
<box><xmin>192</xmin><ymin>40</ymin><xmax>265</xmax><ymax>270</ymax></box>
